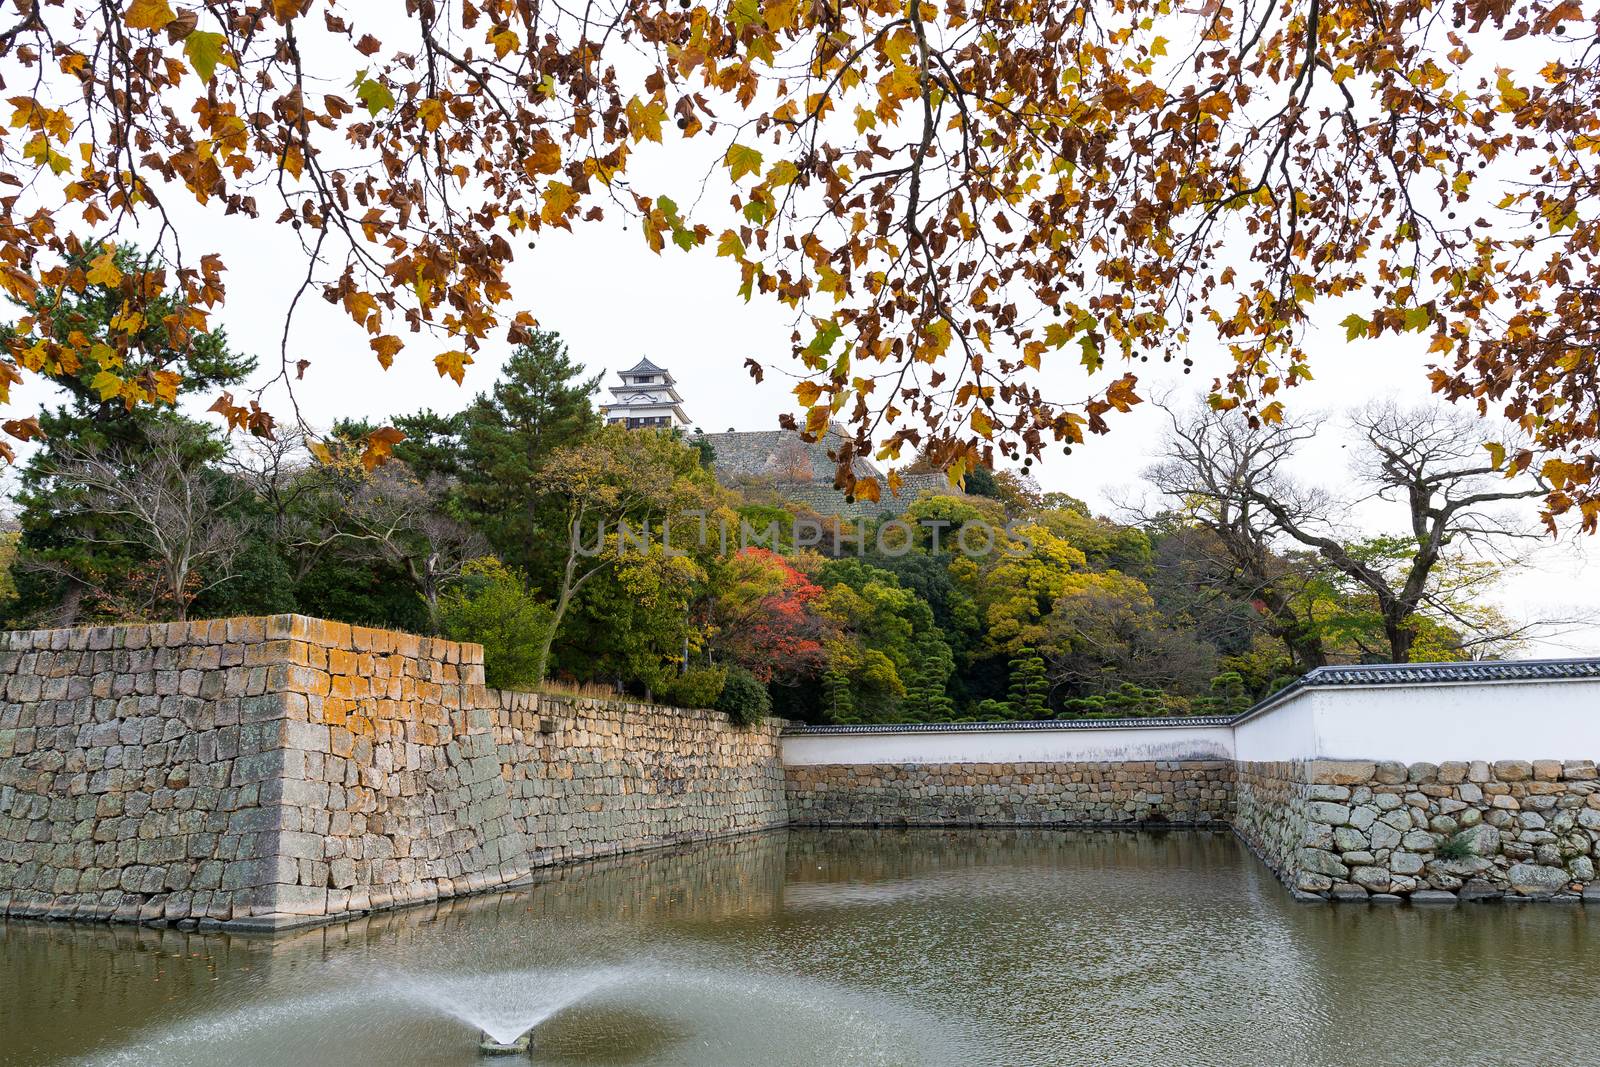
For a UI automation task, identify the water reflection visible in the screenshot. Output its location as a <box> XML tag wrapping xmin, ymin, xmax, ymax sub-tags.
<box><xmin>2</xmin><ymin>829</ymin><xmax>1594</xmax><ymax>1067</ymax></box>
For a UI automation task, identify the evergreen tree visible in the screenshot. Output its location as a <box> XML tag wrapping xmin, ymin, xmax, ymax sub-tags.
<box><xmin>821</xmin><ymin>663</ymin><xmax>856</xmax><ymax>723</ymax></box>
<box><xmin>903</xmin><ymin>627</ymin><xmax>956</xmax><ymax>721</ymax></box>
<box><xmin>973</xmin><ymin>697</ymin><xmax>1017</xmax><ymax>721</ymax></box>
<box><xmin>446</xmin><ymin>331</ymin><xmax>600</xmax><ymax>582</ymax></box>
<box><xmin>1006</xmin><ymin>647</ymin><xmax>1050</xmax><ymax>719</ymax></box>
<box><xmin>4</xmin><ymin>246</ymin><xmax>254</xmax><ymax>625</ymax></box>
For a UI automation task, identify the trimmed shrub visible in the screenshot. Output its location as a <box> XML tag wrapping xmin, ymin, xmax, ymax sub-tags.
<box><xmin>716</xmin><ymin>665</ymin><xmax>772</xmax><ymax>727</ymax></box>
<box><xmin>437</xmin><ymin>557</ymin><xmax>552</xmax><ymax>691</ymax></box>
<box><xmin>659</xmin><ymin>664</ymin><xmax>728</xmax><ymax>710</ymax></box>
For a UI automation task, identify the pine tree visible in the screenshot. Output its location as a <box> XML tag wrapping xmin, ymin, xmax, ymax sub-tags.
<box><xmin>6</xmin><ymin>246</ymin><xmax>254</xmax><ymax>626</ymax></box>
<box><xmin>821</xmin><ymin>663</ymin><xmax>856</xmax><ymax>723</ymax></box>
<box><xmin>1006</xmin><ymin>646</ymin><xmax>1050</xmax><ymax>719</ymax></box>
<box><xmin>903</xmin><ymin>627</ymin><xmax>956</xmax><ymax>721</ymax></box>
<box><xmin>401</xmin><ymin>330</ymin><xmax>600</xmax><ymax>584</ymax></box>
<box><xmin>974</xmin><ymin>697</ymin><xmax>1017</xmax><ymax>721</ymax></box>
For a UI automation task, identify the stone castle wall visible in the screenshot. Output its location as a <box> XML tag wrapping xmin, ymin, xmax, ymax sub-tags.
<box><xmin>785</xmin><ymin>760</ymin><xmax>1235</xmax><ymax>827</ymax></box>
<box><xmin>1232</xmin><ymin>760</ymin><xmax>1313</xmax><ymax>884</ymax></box>
<box><xmin>6</xmin><ymin>617</ymin><xmax>1598</xmax><ymax>924</ymax></box>
<box><xmin>0</xmin><ymin>616</ymin><xmax>786</xmax><ymax>929</ymax></box>
<box><xmin>787</xmin><ymin>749</ymin><xmax>1600</xmax><ymax>903</ymax></box>
<box><xmin>1282</xmin><ymin>758</ymin><xmax>1598</xmax><ymax>901</ymax></box>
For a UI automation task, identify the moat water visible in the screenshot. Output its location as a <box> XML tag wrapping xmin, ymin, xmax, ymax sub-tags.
<box><xmin>2</xmin><ymin>829</ymin><xmax>1596</xmax><ymax>1066</ymax></box>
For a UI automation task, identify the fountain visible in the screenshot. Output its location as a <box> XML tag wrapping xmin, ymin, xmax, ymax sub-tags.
<box><xmin>381</xmin><ymin>966</ymin><xmax>634</xmax><ymax>1058</ymax></box>
<box><xmin>477</xmin><ymin>1028</ymin><xmax>533</xmax><ymax>1055</ymax></box>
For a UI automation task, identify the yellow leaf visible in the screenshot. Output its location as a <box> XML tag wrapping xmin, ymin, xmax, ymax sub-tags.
<box><xmin>360</xmin><ymin>427</ymin><xmax>406</xmax><ymax>471</ymax></box>
<box><xmin>625</xmin><ymin>96</ymin><xmax>666</xmax><ymax>143</ymax></box>
<box><xmin>794</xmin><ymin>380</ymin><xmax>823</xmax><ymax>406</ymax></box>
<box><xmin>90</xmin><ymin>369</ymin><xmax>123</xmax><ymax>401</ymax></box>
<box><xmin>541</xmin><ymin>181</ymin><xmax>576</xmax><ymax>225</ymax></box>
<box><xmin>22</xmin><ymin>135</ymin><xmax>70</xmax><ymax>176</ymax></box>
<box><xmin>418</xmin><ymin>97</ymin><xmax>445</xmax><ymax>133</ymax></box>
<box><xmin>183</xmin><ymin>30</ymin><xmax>226</xmax><ymax>82</ymax></box>
<box><xmin>970</xmin><ymin>408</ymin><xmax>995</xmax><ymax>438</ymax></box>
<box><xmin>124</xmin><ymin>0</ymin><xmax>176</xmax><ymax>31</ymax></box>
<box><xmin>491</xmin><ymin>28</ymin><xmax>520</xmax><ymax>59</ymax></box>
<box><xmin>151</xmin><ymin>370</ymin><xmax>181</xmax><ymax>404</ymax></box>
<box><xmin>724</xmin><ymin>143</ymin><xmax>764</xmax><ymax>183</ymax></box>
<box><xmin>434</xmin><ymin>349</ymin><xmax>472</xmax><ymax>384</ymax></box>
<box><xmin>86</xmin><ymin>249</ymin><xmax>122</xmax><ymax>288</ymax></box>
<box><xmin>917</xmin><ymin>320</ymin><xmax>951</xmax><ymax>361</ymax></box>
<box><xmin>370</xmin><ymin>335</ymin><xmax>403</xmax><ymax>369</ymax></box>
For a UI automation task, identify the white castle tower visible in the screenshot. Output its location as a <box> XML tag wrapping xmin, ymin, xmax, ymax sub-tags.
<box><xmin>599</xmin><ymin>357</ymin><xmax>691</xmax><ymax>430</ymax></box>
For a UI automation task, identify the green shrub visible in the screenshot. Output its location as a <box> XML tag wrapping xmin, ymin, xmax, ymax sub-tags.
<box><xmin>659</xmin><ymin>664</ymin><xmax>728</xmax><ymax>709</ymax></box>
<box><xmin>973</xmin><ymin>697</ymin><xmax>1018</xmax><ymax>721</ymax></box>
<box><xmin>437</xmin><ymin>557</ymin><xmax>551</xmax><ymax>691</ymax></box>
<box><xmin>715</xmin><ymin>665</ymin><xmax>772</xmax><ymax>727</ymax></box>
<box><xmin>1435</xmin><ymin>831</ymin><xmax>1474</xmax><ymax>860</ymax></box>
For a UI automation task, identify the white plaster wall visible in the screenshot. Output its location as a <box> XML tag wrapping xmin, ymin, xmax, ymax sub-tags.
<box><xmin>783</xmin><ymin>677</ymin><xmax>1600</xmax><ymax>767</ymax></box>
<box><xmin>780</xmin><ymin>725</ymin><xmax>1235</xmax><ymax>767</ymax></box>
<box><xmin>1303</xmin><ymin>681</ymin><xmax>1600</xmax><ymax>763</ymax></box>
<box><xmin>1232</xmin><ymin>695</ymin><xmax>1319</xmax><ymax>764</ymax></box>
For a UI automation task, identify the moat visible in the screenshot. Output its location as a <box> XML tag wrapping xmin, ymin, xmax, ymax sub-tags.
<box><xmin>3</xmin><ymin>829</ymin><xmax>1595</xmax><ymax>1066</ymax></box>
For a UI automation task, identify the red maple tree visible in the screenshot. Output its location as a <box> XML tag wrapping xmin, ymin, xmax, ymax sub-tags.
<box><xmin>703</xmin><ymin>548</ymin><xmax>830</xmax><ymax>684</ymax></box>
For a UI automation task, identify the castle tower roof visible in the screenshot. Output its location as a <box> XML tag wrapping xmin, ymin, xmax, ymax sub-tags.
<box><xmin>600</xmin><ymin>357</ymin><xmax>690</xmax><ymax>429</ymax></box>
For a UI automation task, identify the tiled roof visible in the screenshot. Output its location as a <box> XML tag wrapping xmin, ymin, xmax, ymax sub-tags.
<box><xmin>1230</xmin><ymin>657</ymin><xmax>1600</xmax><ymax>724</ymax></box>
<box><xmin>785</xmin><ymin>716</ymin><xmax>1237</xmax><ymax>735</ymax></box>
<box><xmin>782</xmin><ymin>657</ymin><xmax>1600</xmax><ymax>735</ymax></box>
<box><xmin>622</xmin><ymin>356</ymin><xmax>665</xmax><ymax>375</ymax></box>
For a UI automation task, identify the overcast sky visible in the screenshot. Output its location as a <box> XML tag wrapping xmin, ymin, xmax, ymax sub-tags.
<box><xmin>3</xmin><ymin>93</ymin><xmax>1594</xmax><ymax>656</ymax></box>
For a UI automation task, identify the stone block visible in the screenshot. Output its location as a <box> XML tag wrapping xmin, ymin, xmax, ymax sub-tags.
<box><xmin>1348</xmin><ymin>806</ymin><xmax>1378</xmax><ymax>832</ymax></box>
<box><xmin>1390</xmin><ymin>851</ymin><xmax>1425</xmax><ymax>875</ymax></box>
<box><xmin>1297</xmin><ymin>848</ymin><xmax>1350</xmax><ymax>879</ymax></box>
<box><xmin>1507</xmin><ymin>863</ymin><xmax>1570</xmax><ymax>897</ymax></box>
<box><xmin>1563</xmin><ymin>761</ymin><xmax>1597</xmax><ymax>781</ymax></box>
<box><xmin>1493</xmin><ymin>760</ymin><xmax>1533</xmax><ymax>782</ymax></box>
<box><xmin>1306</xmin><ymin>802</ymin><xmax>1352</xmax><ymax>826</ymax></box>
<box><xmin>1351</xmin><ymin>866</ymin><xmax>1392</xmax><ymax>892</ymax></box>
<box><xmin>1410</xmin><ymin>889</ymin><xmax>1458</xmax><ymax>905</ymax></box>
<box><xmin>271</xmin><ymin>883</ymin><xmax>328</xmax><ymax>916</ymax></box>
<box><xmin>1312</xmin><ymin>761</ymin><xmax>1375</xmax><ymax>786</ymax></box>
<box><xmin>1332</xmin><ymin>826</ymin><xmax>1367</xmax><ymax>852</ymax></box>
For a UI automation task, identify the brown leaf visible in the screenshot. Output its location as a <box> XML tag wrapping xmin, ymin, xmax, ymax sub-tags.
<box><xmin>360</xmin><ymin>426</ymin><xmax>406</xmax><ymax>471</ymax></box>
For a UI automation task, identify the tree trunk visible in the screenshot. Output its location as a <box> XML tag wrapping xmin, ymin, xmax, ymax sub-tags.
<box><xmin>171</xmin><ymin>562</ymin><xmax>189</xmax><ymax>622</ymax></box>
<box><xmin>534</xmin><ymin>581</ymin><xmax>573</xmax><ymax>684</ymax></box>
<box><xmin>1384</xmin><ymin>613</ymin><xmax>1417</xmax><ymax>663</ymax></box>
